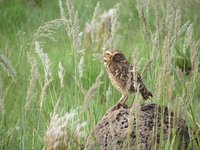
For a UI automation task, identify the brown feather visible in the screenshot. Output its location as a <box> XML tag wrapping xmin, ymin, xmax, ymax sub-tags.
<box><xmin>104</xmin><ymin>50</ymin><xmax>153</xmax><ymax>100</ymax></box>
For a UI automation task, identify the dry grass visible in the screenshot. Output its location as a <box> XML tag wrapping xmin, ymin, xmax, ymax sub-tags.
<box><xmin>0</xmin><ymin>0</ymin><xmax>199</xmax><ymax>149</ymax></box>
<box><xmin>44</xmin><ymin>110</ymin><xmax>86</xmax><ymax>149</ymax></box>
<box><xmin>0</xmin><ymin>54</ymin><xmax>17</xmax><ymax>81</ymax></box>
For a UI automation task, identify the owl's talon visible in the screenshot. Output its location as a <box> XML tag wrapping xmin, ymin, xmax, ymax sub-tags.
<box><xmin>111</xmin><ymin>102</ymin><xmax>128</xmax><ymax>111</ymax></box>
<box><xmin>115</xmin><ymin>102</ymin><xmax>123</xmax><ymax>109</ymax></box>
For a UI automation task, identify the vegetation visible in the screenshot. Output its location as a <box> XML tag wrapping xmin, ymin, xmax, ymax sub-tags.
<box><xmin>0</xmin><ymin>0</ymin><xmax>199</xmax><ymax>149</ymax></box>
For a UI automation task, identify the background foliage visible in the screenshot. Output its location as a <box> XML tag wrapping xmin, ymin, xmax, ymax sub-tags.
<box><xmin>0</xmin><ymin>0</ymin><xmax>199</xmax><ymax>149</ymax></box>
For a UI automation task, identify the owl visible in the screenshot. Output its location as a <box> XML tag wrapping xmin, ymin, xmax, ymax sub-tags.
<box><xmin>104</xmin><ymin>49</ymin><xmax>153</xmax><ymax>105</ymax></box>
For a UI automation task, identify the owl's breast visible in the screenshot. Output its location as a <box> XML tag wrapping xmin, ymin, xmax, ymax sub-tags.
<box><xmin>105</xmin><ymin>62</ymin><xmax>130</xmax><ymax>95</ymax></box>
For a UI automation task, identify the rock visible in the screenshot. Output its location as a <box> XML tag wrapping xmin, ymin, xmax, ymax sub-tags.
<box><xmin>94</xmin><ymin>103</ymin><xmax>190</xmax><ymax>150</ymax></box>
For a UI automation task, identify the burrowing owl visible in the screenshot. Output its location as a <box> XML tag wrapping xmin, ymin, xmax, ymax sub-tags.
<box><xmin>104</xmin><ymin>49</ymin><xmax>153</xmax><ymax>105</ymax></box>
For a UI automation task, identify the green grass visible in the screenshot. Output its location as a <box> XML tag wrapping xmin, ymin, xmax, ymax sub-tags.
<box><xmin>0</xmin><ymin>0</ymin><xmax>200</xmax><ymax>149</ymax></box>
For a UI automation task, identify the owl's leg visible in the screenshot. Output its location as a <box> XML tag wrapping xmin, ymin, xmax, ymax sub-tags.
<box><xmin>108</xmin><ymin>95</ymin><xmax>128</xmax><ymax>112</ymax></box>
<box><xmin>120</xmin><ymin>95</ymin><xmax>128</xmax><ymax>104</ymax></box>
<box><xmin>117</xmin><ymin>95</ymin><xmax>128</xmax><ymax>104</ymax></box>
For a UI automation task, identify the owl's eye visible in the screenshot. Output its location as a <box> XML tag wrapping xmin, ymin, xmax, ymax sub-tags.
<box><xmin>105</xmin><ymin>53</ymin><xmax>110</xmax><ymax>57</ymax></box>
<box><xmin>113</xmin><ymin>53</ymin><xmax>124</xmax><ymax>61</ymax></box>
<box><xmin>104</xmin><ymin>53</ymin><xmax>111</xmax><ymax>59</ymax></box>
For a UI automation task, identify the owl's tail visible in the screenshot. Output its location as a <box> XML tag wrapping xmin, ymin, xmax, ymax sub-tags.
<box><xmin>139</xmin><ymin>83</ymin><xmax>153</xmax><ymax>100</ymax></box>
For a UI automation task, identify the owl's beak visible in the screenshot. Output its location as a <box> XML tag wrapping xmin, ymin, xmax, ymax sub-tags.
<box><xmin>103</xmin><ymin>56</ymin><xmax>109</xmax><ymax>62</ymax></box>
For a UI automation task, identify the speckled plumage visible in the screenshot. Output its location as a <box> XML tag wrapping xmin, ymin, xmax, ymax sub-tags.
<box><xmin>104</xmin><ymin>50</ymin><xmax>153</xmax><ymax>104</ymax></box>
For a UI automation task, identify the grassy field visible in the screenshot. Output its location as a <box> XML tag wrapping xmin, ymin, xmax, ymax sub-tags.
<box><xmin>0</xmin><ymin>0</ymin><xmax>200</xmax><ymax>149</ymax></box>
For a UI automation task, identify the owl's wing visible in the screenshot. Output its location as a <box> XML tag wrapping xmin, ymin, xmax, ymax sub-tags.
<box><xmin>129</xmin><ymin>65</ymin><xmax>153</xmax><ymax>99</ymax></box>
<box><xmin>122</xmin><ymin>64</ymin><xmax>141</xmax><ymax>82</ymax></box>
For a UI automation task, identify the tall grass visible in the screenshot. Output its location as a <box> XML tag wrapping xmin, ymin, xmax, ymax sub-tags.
<box><xmin>0</xmin><ymin>0</ymin><xmax>199</xmax><ymax>149</ymax></box>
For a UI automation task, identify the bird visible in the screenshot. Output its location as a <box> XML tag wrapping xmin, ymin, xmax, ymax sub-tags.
<box><xmin>103</xmin><ymin>49</ymin><xmax>153</xmax><ymax>106</ymax></box>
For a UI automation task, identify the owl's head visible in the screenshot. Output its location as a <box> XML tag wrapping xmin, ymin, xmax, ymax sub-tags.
<box><xmin>104</xmin><ymin>50</ymin><xmax>126</xmax><ymax>63</ymax></box>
